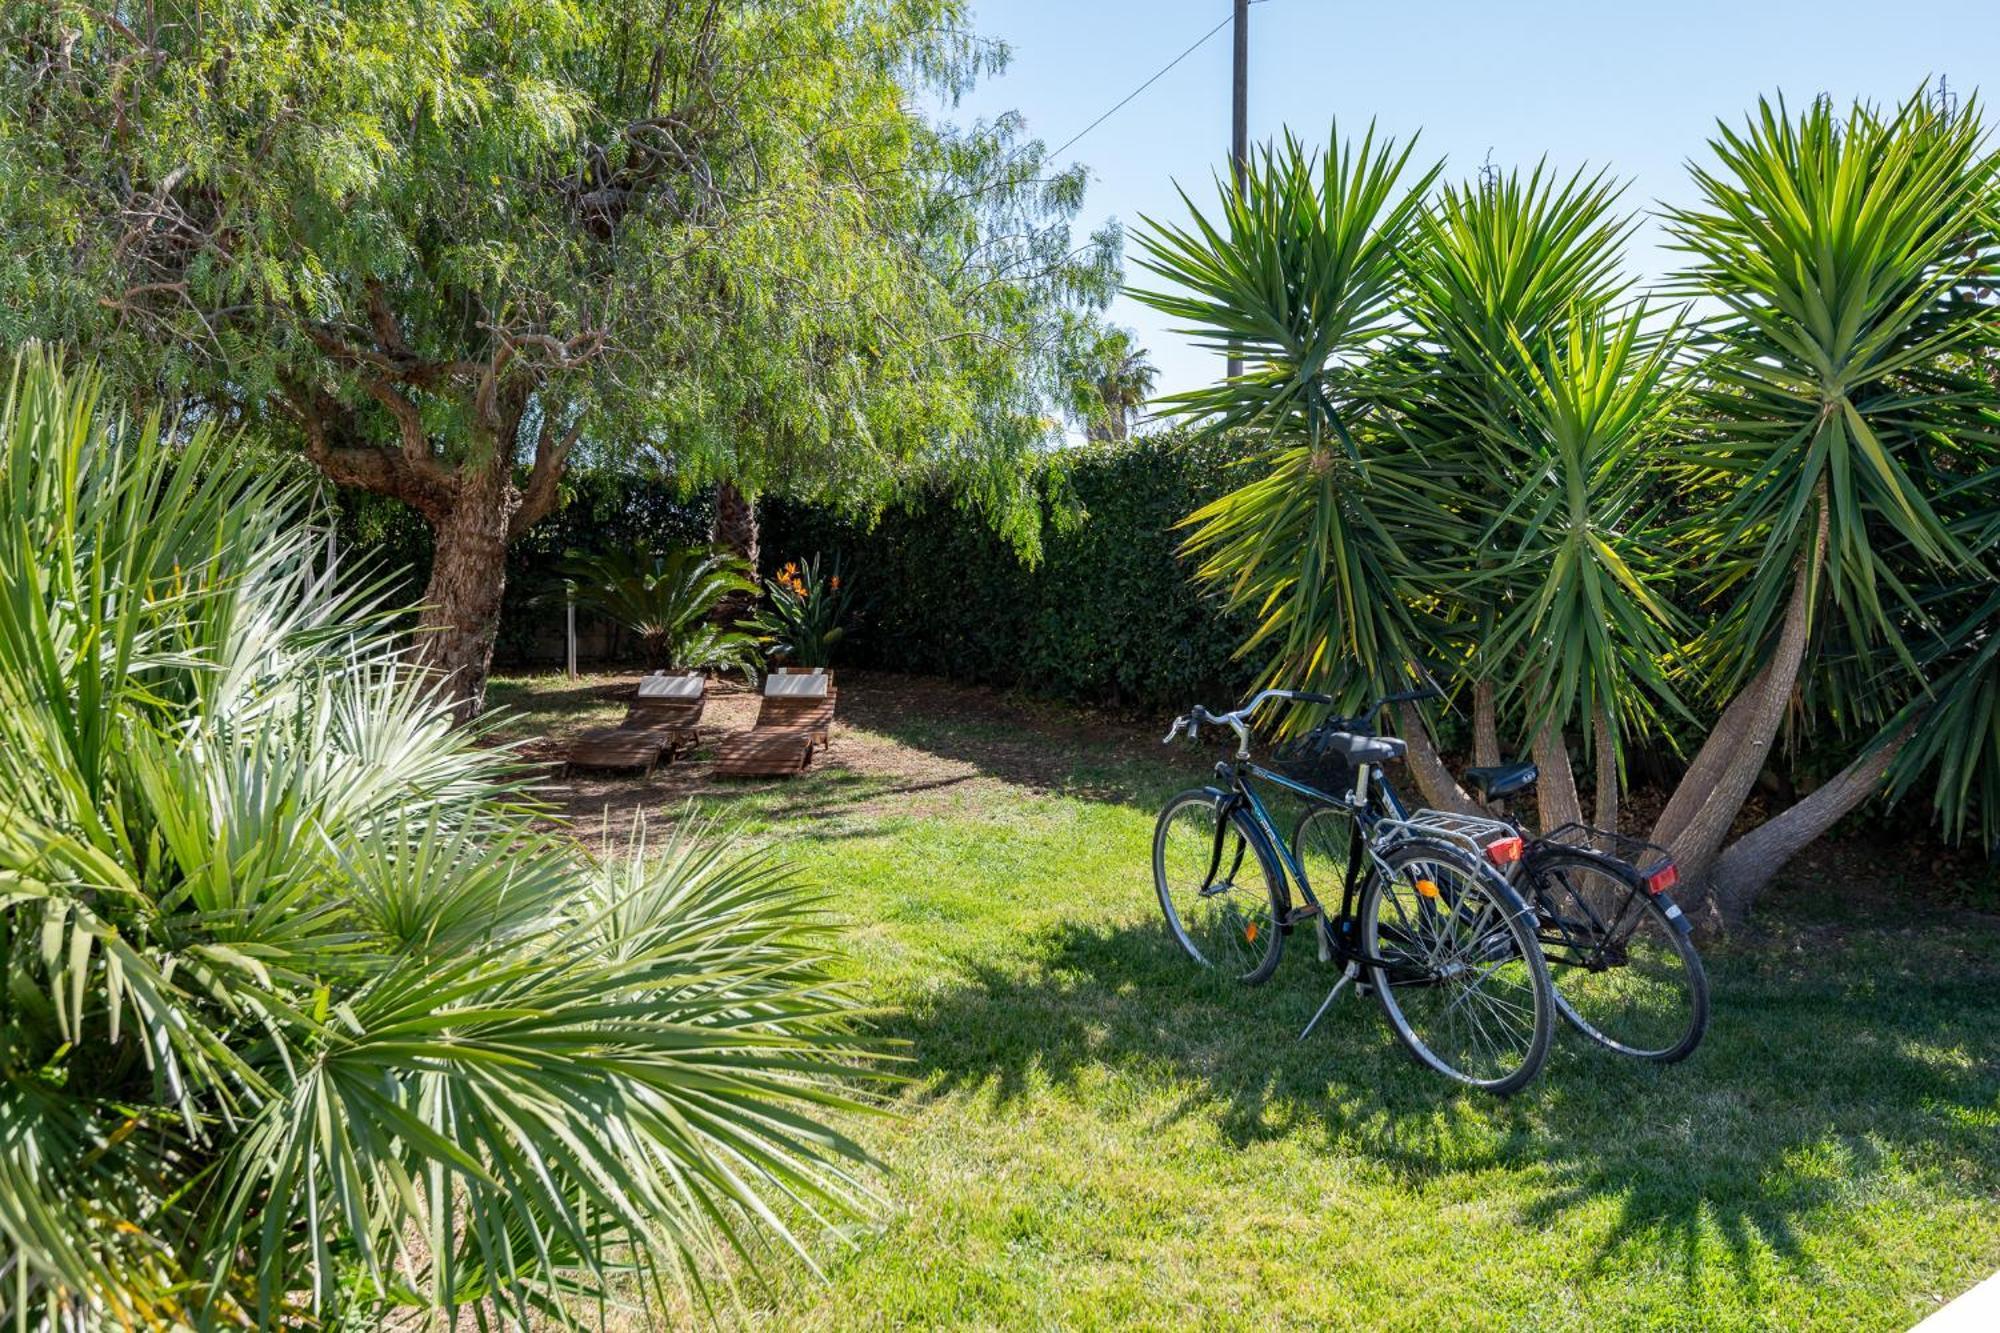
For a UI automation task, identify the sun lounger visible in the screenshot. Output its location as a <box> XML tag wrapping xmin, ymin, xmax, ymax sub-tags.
<box><xmin>712</xmin><ymin>670</ymin><xmax>836</xmax><ymax>778</ymax></box>
<box><xmin>562</xmin><ymin>672</ymin><xmax>706</xmax><ymax>776</ymax></box>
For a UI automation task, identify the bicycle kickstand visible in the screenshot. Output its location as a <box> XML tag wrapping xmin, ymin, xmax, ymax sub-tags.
<box><xmin>1299</xmin><ymin>960</ymin><xmax>1361</xmax><ymax>1042</ymax></box>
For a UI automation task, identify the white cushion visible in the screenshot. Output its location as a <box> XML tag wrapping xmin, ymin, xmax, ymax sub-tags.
<box><xmin>763</xmin><ymin>673</ymin><xmax>829</xmax><ymax>698</ymax></box>
<box><xmin>637</xmin><ymin>673</ymin><xmax>703</xmax><ymax>699</ymax></box>
<box><xmin>775</xmin><ymin>666</ymin><xmax>825</xmax><ymax>675</ymax></box>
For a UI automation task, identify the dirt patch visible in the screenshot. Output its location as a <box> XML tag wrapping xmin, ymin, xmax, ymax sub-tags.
<box><xmin>492</xmin><ymin>670</ymin><xmax>1195</xmax><ymax>854</ymax></box>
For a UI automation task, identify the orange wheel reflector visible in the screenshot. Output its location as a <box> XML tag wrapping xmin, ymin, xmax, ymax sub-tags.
<box><xmin>1245</xmin><ymin>921</ymin><xmax>1259</xmax><ymax>942</ymax></box>
<box><xmin>1416</xmin><ymin>878</ymin><xmax>1440</xmax><ymax>899</ymax></box>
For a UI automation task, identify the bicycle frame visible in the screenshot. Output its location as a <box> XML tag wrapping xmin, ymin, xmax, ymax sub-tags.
<box><xmin>1198</xmin><ymin>754</ymin><xmax>1410</xmax><ymax>972</ymax></box>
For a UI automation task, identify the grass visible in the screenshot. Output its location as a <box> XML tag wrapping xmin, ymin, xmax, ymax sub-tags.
<box><xmin>494</xmin><ymin>671</ymin><xmax>2000</xmax><ymax>1331</ymax></box>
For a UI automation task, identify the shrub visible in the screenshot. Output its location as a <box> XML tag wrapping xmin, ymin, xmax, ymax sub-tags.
<box><xmin>561</xmin><ymin>544</ymin><xmax>761</xmax><ymax>674</ymax></box>
<box><xmin>0</xmin><ymin>355</ymin><xmax>881</xmax><ymax>1326</ymax></box>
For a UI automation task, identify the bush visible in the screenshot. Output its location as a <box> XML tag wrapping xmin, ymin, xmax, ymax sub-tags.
<box><xmin>0</xmin><ymin>356</ymin><xmax>881</xmax><ymax>1326</ymax></box>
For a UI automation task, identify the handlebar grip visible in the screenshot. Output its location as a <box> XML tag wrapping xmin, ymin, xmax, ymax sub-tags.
<box><xmin>1290</xmin><ymin>691</ymin><xmax>1336</xmax><ymax>705</ymax></box>
<box><xmin>1382</xmin><ymin>684</ymin><xmax>1443</xmax><ymax>706</ymax></box>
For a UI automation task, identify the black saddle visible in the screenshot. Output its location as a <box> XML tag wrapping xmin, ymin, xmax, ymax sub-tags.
<box><xmin>1328</xmin><ymin>732</ymin><xmax>1407</xmax><ymax>766</ymax></box>
<box><xmin>1462</xmin><ymin>761</ymin><xmax>1538</xmax><ymax>801</ymax></box>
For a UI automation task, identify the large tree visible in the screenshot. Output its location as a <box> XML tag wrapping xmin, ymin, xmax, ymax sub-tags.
<box><xmin>0</xmin><ymin>0</ymin><xmax>1116</xmax><ymax>716</ymax></box>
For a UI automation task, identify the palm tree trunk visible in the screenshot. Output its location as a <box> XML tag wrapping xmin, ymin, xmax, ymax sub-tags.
<box><xmin>1705</xmin><ymin>721</ymin><xmax>1915</xmax><ymax>926</ymax></box>
<box><xmin>710</xmin><ymin>478</ymin><xmax>760</xmax><ymax>624</ymax></box>
<box><xmin>1394</xmin><ymin>701</ymin><xmax>1480</xmax><ymax>814</ymax></box>
<box><xmin>1533</xmin><ymin>719</ymin><xmax>1584</xmax><ymax>835</ymax></box>
<box><xmin>1592</xmin><ymin>705</ymin><xmax>1619</xmax><ymax>838</ymax></box>
<box><xmin>1651</xmin><ymin>492</ymin><xmax>1827</xmax><ymax>884</ymax></box>
<box><xmin>1472</xmin><ymin>680</ymin><xmax>1501</xmax><ymax>769</ymax></box>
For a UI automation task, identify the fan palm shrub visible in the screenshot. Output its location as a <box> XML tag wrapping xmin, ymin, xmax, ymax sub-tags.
<box><xmin>1659</xmin><ymin>89</ymin><xmax>2000</xmax><ymax>920</ymax></box>
<box><xmin>562</xmin><ymin>544</ymin><xmax>761</xmax><ymax>674</ymax></box>
<box><xmin>0</xmin><ymin>352</ymin><xmax>884</xmax><ymax>1327</ymax></box>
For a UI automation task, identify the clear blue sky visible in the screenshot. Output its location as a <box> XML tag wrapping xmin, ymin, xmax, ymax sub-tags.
<box><xmin>944</xmin><ymin>0</ymin><xmax>1996</xmax><ymax>405</ymax></box>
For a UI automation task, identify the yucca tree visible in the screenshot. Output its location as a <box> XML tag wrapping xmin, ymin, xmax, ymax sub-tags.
<box><xmin>1391</xmin><ymin>162</ymin><xmax>1656</xmax><ymax>817</ymax></box>
<box><xmin>1464</xmin><ymin>305</ymin><xmax>1689</xmax><ymax>835</ymax></box>
<box><xmin>1129</xmin><ymin>125</ymin><xmax>1453</xmax><ymax>744</ymax></box>
<box><xmin>1660</xmin><ymin>88</ymin><xmax>2000</xmax><ymax>920</ymax></box>
<box><xmin>0</xmin><ymin>353</ymin><xmax>883</xmax><ymax>1327</ymax></box>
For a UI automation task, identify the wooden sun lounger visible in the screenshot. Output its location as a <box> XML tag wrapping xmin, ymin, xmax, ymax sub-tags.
<box><xmin>562</xmin><ymin>674</ymin><xmax>707</xmax><ymax>776</ymax></box>
<box><xmin>712</xmin><ymin>670</ymin><xmax>836</xmax><ymax>779</ymax></box>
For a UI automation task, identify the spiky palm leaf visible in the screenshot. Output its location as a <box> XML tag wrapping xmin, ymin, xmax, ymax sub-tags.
<box><xmin>0</xmin><ymin>353</ymin><xmax>885</xmax><ymax>1329</ymax></box>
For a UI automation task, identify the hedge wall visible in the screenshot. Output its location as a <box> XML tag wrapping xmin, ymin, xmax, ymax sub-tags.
<box><xmin>759</xmin><ymin>428</ymin><xmax>1260</xmax><ymax>708</ymax></box>
<box><xmin>331</xmin><ymin>429</ymin><xmax>1262</xmax><ymax>707</ymax></box>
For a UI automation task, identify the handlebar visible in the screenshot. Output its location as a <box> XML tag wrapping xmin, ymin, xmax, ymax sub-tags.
<box><xmin>1162</xmin><ymin>680</ymin><xmax>1444</xmax><ymax>756</ymax></box>
<box><xmin>1161</xmin><ymin>687</ymin><xmax>1337</xmax><ymax>757</ymax></box>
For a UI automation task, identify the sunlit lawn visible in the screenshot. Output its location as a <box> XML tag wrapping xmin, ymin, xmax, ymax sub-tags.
<box><xmin>495</xmin><ymin>672</ymin><xmax>2000</xmax><ymax>1331</ymax></box>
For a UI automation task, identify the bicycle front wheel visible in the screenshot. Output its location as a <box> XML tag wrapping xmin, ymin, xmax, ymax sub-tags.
<box><xmin>1361</xmin><ymin>840</ymin><xmax>1554</xmax><ymax>1095</ymax></box>
<box><xmin>1153</xmin><ymin>788</ymin><xmax>1284</xmax><ymax>985</ymax></box>
<box><xmin>1524</xmin><ymin>848</ymin><xmax>1709</xmax><ymax>1062</ymax></box>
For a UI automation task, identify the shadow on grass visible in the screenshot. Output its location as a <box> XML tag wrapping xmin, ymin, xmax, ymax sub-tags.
<box><xmin>895</xmin><ymin>910</ymin><xmax>2000</xmax><ymax>1290</ymax></box>
<box><xmin>832</xmin><ymin>671</ymin><xmax>1209</xmax><ymax>811</ymax></box>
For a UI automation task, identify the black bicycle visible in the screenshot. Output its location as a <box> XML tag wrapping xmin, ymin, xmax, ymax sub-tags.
<box><xmin>1153</xmin><ymin>688</ymin><xmax>1556</xmax><ymax>1095</ymax></box>
<box><xmin>1291</xmin><ymin>692</ymin><xmax>1710</xmax><ymax>1063</ymax></box>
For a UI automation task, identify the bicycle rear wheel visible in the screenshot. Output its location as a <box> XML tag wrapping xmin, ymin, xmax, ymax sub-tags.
<box><xmin>1524</xmin><ymin>848</ymin><xmax>1709</xmax><ymax>1062</ymax></box>
<box><xmin>1153</xmin><ymin>788</ymin><xmax>1284</xmax><ymax>984</ymax></box>
<box><xmin>1360</xmin><ymin>840</ymin><xmax>1554</xmax><ymax>1095</ymax></box>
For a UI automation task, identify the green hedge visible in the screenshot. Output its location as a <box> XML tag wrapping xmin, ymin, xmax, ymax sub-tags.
<box><xmin>333</xmin><ymin>430</ymin><xmax>1260</xmax><ymax>706</ymax></box>
<box><xmin>759</xmin><ymin>428</ymin><xmax>1259</xmax><ymax>708</ymax></box>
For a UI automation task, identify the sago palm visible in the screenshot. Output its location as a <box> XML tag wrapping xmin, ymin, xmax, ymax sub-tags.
<box><xmin>562</xmin><ymin>544</ymin><xmax>762</xmax><ymax>674</ymax></box>
<box><xmin>0</xmin><ymin>353</ymin><xmax>884</xmax><ymax>1328</ymax></box>
<box><xmin>1659</xmin><ymin>87</ymin><xmax>2000</xmax><ymax>916</ymax></box>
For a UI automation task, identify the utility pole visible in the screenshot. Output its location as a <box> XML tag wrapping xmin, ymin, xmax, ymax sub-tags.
<box><xmin>1227</xmin><ymin>0</ymin><xmax>1249</xmax><ymax>382</ymax></box>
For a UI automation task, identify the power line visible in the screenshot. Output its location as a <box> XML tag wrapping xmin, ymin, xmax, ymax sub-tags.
<box><xmin>1050</xmin><ymin>3</ymin><xmax>1269</xmax><ymax>161</ymax></box>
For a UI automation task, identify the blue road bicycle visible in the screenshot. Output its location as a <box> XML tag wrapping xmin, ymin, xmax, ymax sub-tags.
<box><xmin>1153</xmin><ymin>687</ymin><xmax>1556</xmax><ymax>1095</ymax></box>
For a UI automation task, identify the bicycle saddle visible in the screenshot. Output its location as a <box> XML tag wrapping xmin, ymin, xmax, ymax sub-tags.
<box><xmin>1327</xmin><ymin>732</ymin><xmax>1408</xmax><ymax>766</ymax></box>
<box><xmin>1462</xmin><ymin>761</ymin><xmax>1538</xmax><ymax>801</ymax></box>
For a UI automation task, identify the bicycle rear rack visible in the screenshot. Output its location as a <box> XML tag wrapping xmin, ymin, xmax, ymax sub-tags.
<box><xmin>1377</xmin><ymin>808</ymin><xmax>1517</xmax><ymax>862</ymax></box>
<box><xmin>1539</xmin><ymin>821</ymin><xmax>1675</xmax><ymax>873</ymax></box>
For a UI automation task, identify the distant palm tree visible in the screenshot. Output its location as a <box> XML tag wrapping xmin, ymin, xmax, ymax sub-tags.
<box><xmin>1087</xmin><ymin>328</ymin><xmax>1158</xmax><ymax>442</ymax></box>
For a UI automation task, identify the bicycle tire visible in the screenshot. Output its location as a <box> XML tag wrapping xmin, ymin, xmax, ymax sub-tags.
<box><xmin>1152</xmin><ymin>788</ymin><xmax>1285</xmax><ymax>985</ymax></box>
<box><xmin>1523</xmin><ymin>847</ymin><xmax>1710</xmax><ymax>1062</ymax></box>
<box><xmin>1360</xmin><ymin>838</ymin><xmax>1555</xmax><ymax>1095</ymax></box>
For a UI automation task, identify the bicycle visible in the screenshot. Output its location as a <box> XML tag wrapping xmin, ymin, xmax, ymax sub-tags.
<box><xmin>1153</xmin><ymin>687</ymin><xmax>1557</xmax><ymax>1095</ymax></box>
<box><xmin>1290</xmin><ymin>691</ymin><xmax>1710</xmax><ymax>1063</ymax></box>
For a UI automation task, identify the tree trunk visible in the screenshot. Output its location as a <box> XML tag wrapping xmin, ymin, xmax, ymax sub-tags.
<box><xmin>1533</xmin><ymin>719</ymin><xmax>1584</xmax><ymax>836</ymax></box>
<box><xmin>414</xmin><ymin>462</ymin><xmax>515</xmax><ymax>723</ymax></box>
<box><xmin>1472</xmin><ymin>680</ymin><xmax>1501</xmax><ymax>768</ymax></box>
<box><xmin>1592</xmin><ymin>705</ymin><xmax>1619</xmax><ymax>839</ymax></box>
<box><xmin>1651</xmin><ymin>492</ymin><xmax>1828</xmax><ymax>881</ymax></box>
<box><xmin>1393</xmin><ymin>701</ymin><xmax>1480</xmax><ymax>814</ymax></box>
<box><xmin>1703</xmin><ymin>722</ymin><xmax>1915</xmax><ymax>927</ymax></box>
<box><xmin>711</xmin><ymin>478</ymin><xmax>760</xmax><ymax>625</ymax></box>
<box><xmin>711</xmin><ymin>478</ymin><xmax>759</xmax><ymax>567</ymax></box>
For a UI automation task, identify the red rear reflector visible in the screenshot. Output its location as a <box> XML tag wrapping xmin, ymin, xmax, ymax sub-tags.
<box><xmin>1643</xmin><ymin>862</ymin><xmax>1679</xmax><ymax>894</ymax></box>
<box><xmin>1485</xmin><ymin>836</ymin><xmax>1523</xmax><ymax>867</ymax></box>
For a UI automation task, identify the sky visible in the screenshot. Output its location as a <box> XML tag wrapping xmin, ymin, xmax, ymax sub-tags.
<box><xmin>941</xmin><ymin>0</ymin><xmax>1999</xmax><ymax>406</ymax></box>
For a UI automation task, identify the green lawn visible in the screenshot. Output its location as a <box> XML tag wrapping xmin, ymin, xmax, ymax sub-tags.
<box><xmin>494</xmin><ymin>672</ymin><xmax>2000</xmax><ymax>1331</ymax></box>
